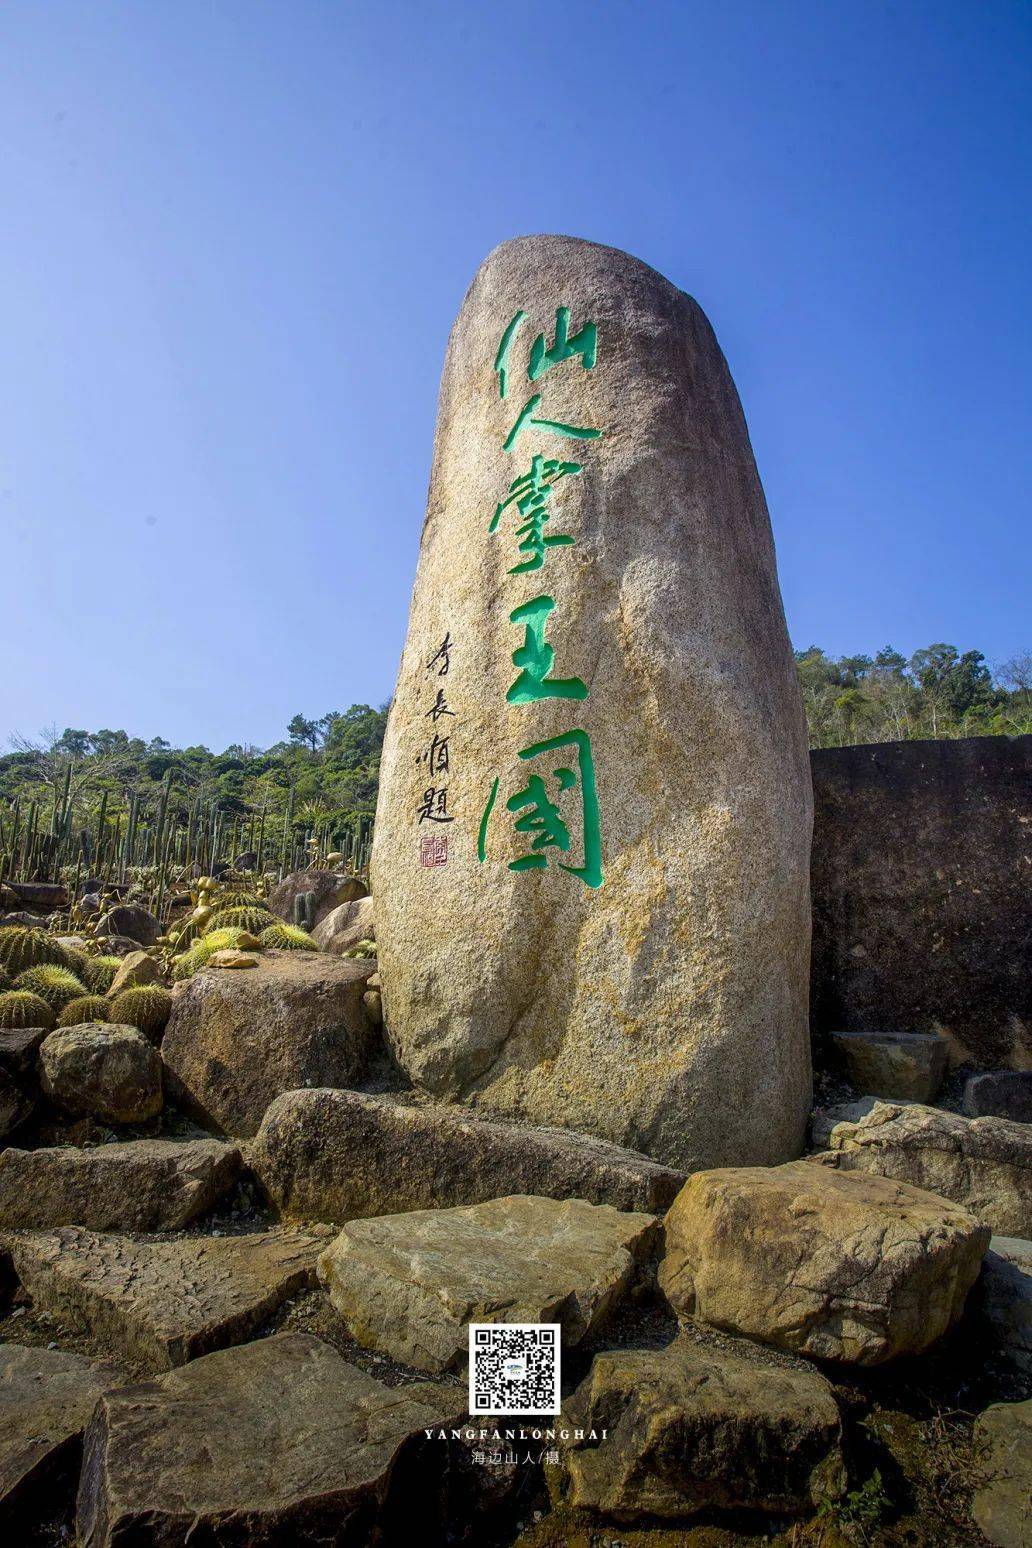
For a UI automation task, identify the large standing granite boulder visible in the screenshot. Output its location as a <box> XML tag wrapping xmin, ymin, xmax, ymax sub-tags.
<box><xmin>371</xmin><ymin>234</ymin><xmax>812</xmax><ymax>1172</ymax></box>
<box><xmin>546</xmin><ymin>1341</ymin><xmax>845</xmax><ymax>1523</ymax></box>
<box><xmin>76</xmin><ymin>1334</ymin><xmax>467</xmax><ymax>1547</ymax></box>
<box><xmin>318</xmin><ymin>1194</ymin><xmax>659</xmax><ymax>1374</ymax></box>
<box><xmin>659</xmin><ymin>1161</ymin><xmax>989</xmax><ymax>1364</ymax></box>
<box><xmin>811</xmin><ymin>1099</ymin><xmax>1032</xmax><ymax>1237</ymax></box>
<box><xmin>251</xmin><ymin>1087</ymin><xmax>685</xmax><ymax>1222</ymax></box>
<box><xmin>161</xmin><ymin>951</ymin><xmax>377</xmax><ymax>1137</ymax></box>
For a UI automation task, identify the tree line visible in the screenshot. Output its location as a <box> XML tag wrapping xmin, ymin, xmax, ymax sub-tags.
<box><xmin>0</xmin><ymin>642</ymin><xmax>1028</xmax><ymax>883</ymax></box>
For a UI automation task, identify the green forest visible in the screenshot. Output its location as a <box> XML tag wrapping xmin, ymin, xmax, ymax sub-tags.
<box><xmin>0</xmin><ymin>644</ymin><xmax>1028</xmax><ymax>887</ymax></box>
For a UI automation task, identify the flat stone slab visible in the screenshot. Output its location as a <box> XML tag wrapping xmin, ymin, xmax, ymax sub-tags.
<box><xmin>660</xmin><ymin>1161</ymin><xmax>989</xmax><ymax>1365</ymax></box>
<box><xmin>971</xmin><ymin>1399</ymin><xmax>1032</xmax><ymax>1548</ymax></box>
<box><xmin>4</xmin><ymin>1225</ymin><xmax>328</xmax><ymax>1371</ymax></box>
<box><xmin>0</xmin><ymin>1139</ymin><xmax>242</xmax><ymax>1232</ymax></box>
<box><xmin>964</xmin><ymin>1071</ymin><xmax>1032</xmax><ymax>1124</ymax></box>
<box><xmin>811</xmin><ymin>1099</ymin><xmax>1032</xmax><ymax>1237</ymax></box>
<box><xmin>318</xmin><ymin>1194</ymin><xmax>660</xmax><ymax>1374</ymax></box>
<box><xmin>252</xmin><ymin>1087</ymin><xmax>685</xmax><ymax>1223</ymax></box>
<box><xmin>829</xmin><ymin>1030</ymin><xmax>946</xmax><ymax>1103</ymax></box>
<box><xmin>76</xmin><ymin>1332</ymin><xmax>465</xmax><ymax>1547</ymax></box>
<box><xmin>0</xmin><ymin>1343</ymin><xmax>123</xmax><ymax>1516</ymax></box>
<box><xmin>547</xmin><ymin>1340</ymin><xmax>846</xmax><ymax>1523</ymax></box>
<box><xmin>976</xmin><ymin>1236</ymin><xmax>1032</xmax><ymax>1378</ymax></box>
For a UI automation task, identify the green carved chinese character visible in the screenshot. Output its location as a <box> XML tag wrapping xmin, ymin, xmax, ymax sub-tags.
<box><xmin>490</xmin><ymin>454</ymin><xmax>581</xmax><ymax>573</ymax></box>
<box><xmin>503</xmin><ymin>394</ymin><xmax>601</xmax><ymax>453</ymax></box>
<box><xmin>477</xmin><ymin>728</ymin><xmax>603</xmax><ymax>888</ymax></box>
<box><xmin>528</xmin><ymin>307</ymin><xmax>597</xmax><ymax>381</ymax></box>
<box><xmin>494</xmin><ymin>311</ymin><xmax>527</xmax><ymax>400</ymax></box>
<box><xmin>507</xmin><ymin>595</ymin><xmax>588</xmax><ymax>704</ymax></box>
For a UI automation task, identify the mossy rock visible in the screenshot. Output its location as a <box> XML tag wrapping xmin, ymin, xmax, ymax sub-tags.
<box><xmin>203</xmin><ymin>905</ymin><xmax>274</xmax><ymax>937</ymax></box>
<box><xmin>258</xmin><ymin>922</ymin><xmax>318</xmax><ymax>952</ymax></box>
<box><xmin>57</xmin><ymin>994</ymin><xmax>111</xmax><ymax>1027</ymax></box>
<box><xmin>110</xmin><ymin>984</ymin><xmax>173</xmax><ymax>1040</ymax></box>
<box><xmin>0</xmin><ymin>926</ymin><xmax>71</xmax><ymax>979</ymax></box>
<box><xmin>0</xmin><ymin>990</ymin><xmax>56</xmax><ymax>1030</ymax></box>
<box><xmin>14</xmin><ymin>964</ymin><xmax>90</xmax><ymax>1011</ymax></box>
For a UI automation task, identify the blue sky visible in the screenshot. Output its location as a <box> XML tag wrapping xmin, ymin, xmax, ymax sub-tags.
<box><xmin>2</xmin><ymin>1</ymin><xmax>1029</xmax><ymax>750</ymax></box>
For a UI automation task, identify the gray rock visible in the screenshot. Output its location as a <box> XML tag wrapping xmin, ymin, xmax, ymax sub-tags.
<box><xmin>659</xmin><ymin>1160</ymin><xmax>989</xmax><ymax>1365</ymax></box>
<box><xmin>311</xmin><ymin>895</ymin><xmax>376</xmax><ymax>955</ymax></box>
<box><xmin>546</xmin><ymin>1340</ymin><xmax>845</xmax><ymax>1523</ymax></box>
<box><xmin>94</xmin><ymin>906</ymin><xmax>160</xmax><ymax>948</ymax></box>
<box><xmin>829</xmin><ymin>1029</ymin><xmax>947</xmax><ymax>1102</ymax></box>
<box><xmin>811</xmin><ymin>1099</ymin><xmax>1032</xmax><ymax>1237</ymax></box>
<box><xmin>318</xmin><ymin>1194</ymin><xmax>659</xmax><ymax>1374</ymax></box>
<box><xmin>0</xmin><ymin>1025</ymin><xmax>48</xmax><ymax>1080</ymax></box>
<box><xmin>251</xmin><ymin>1087</ymin><xmax>685</xmax><ymax>1223</ymax></box>
<box><xmin>964</xmin><ymin>1071</ymin><xmax>1032</xmax><ymax>1123</ymax></box>
<box><xmin>0</xmin><ymin>1138</ymin><xmax>242</xmax><ymax>1232</ymax></box>
<box><xmin>161</xmin><ymin>951</ymin><xmax>377</xmax><ymax>1137</ymax></box>
<box><xmin>370</xmin><ymin>234</ymin><xmax>813</xmax><ymax>1174</ymax></box>
<box><xmin>974</xmin><ymin>1237</ymin><xmax>1032</xmax><ymax>1377</ymax></box>
<box><xmin>4</xmin><ymin>1225</ymin><xmax>328</xmax><ymax>1372</ymax></box>
<box><xmin>0</xmin><ymin>1343</ymin><xmax>124</xmax><ymax>1517</ymax></box>
<box><xmin>39</xmin><ymin>1023</ymin><xmax>163</xmax><ymax>1124</ymax></box>
<box><xmin>76</xmin><ymin>1333</ymin><xmax>466</xmax><ymax>1547</ymax></box>
<box><xmin>971</xmin><ymin>1399</ymin><xmax>1032</xmax><ymax>1548</ymax></box>
<box><xmin>268</xmin><ymin>869</ymin><xmax>367</xmax><ymax>928</ymax></box>
<box><xmin>106</xmin><ymin>950</ymin><xmax>163</xmax><ymax>998</ymax></box>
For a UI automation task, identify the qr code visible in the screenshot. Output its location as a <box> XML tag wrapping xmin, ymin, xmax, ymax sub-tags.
<box><xmin>468</xmin><ymin>1324</ymin><xmax>561</xmax><ymax>1415</ymax></box>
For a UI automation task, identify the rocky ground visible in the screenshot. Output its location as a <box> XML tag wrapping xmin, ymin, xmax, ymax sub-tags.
<box><xmin>0</xmin><ymin>874</ymin><xmax>1029</xmax><ymax>1546</ymax></box>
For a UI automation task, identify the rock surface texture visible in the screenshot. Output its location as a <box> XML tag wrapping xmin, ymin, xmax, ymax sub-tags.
<box><xmin>39</xmin><ymin>1023</ymin><xmax>162</xmax><ymax>1123</ymax></box>
<box><xmin>964</xmin><ymin>1071</ymin><xmax>1032</xmax><ymax>1123</ymax></box>
<box><xmin>659</xmin><ymin>1161</ymin><xmax>989</xmax><ymax>1364</ymax></box>
<box><xmin>318</xmin><ymin>1193</ymin><xmax>659</xmax><ymax>1373</ymax></box>
<box><xmin>976</xmin><ymin>1237</ymin><xmax>1032</xmax><ymax>1377</ymax></box>
<box><xmin>0</xmin><ymin>1343</ymin><xmax>123</xmax><ymax>1517</ymax></box>
<box><xmin>547</xmin><ymin>1341</ymin><xmax>845</xmax><ymax>1523</ymax></box>
<box><xmin>829</xmin><ymin>1029</ymin><xmax>946</xmax><ymax>1102</ymax></box>
<box><xmin>971</xmin><ymin>1399</ymin><xmax>1032</xmax><ymax>1548</ymax></box>
<box><xmin>161</xmin><ymin>951</ymin><xmax>377</xmax><ymax>1137</ymax></box>
<box><xmin>371</xmin><ymin>234</ymin><xmax>812</xmax><ymax>1172</ymax></box>
<box><xmin>0</xmin><ymin>1138</ymin><xmax>241</xmax><ymax>1231</ymax></box>
<box><xmin>4</xmin><ymin>1225</ymin><xmax>327</xmax><ymax>1371</ymax></box>
<box><xmin>809</xmin><ymin>735</ymin><xmax>1032</xmax><ymax>1068</ymax></box>
<box><xmin>251</xmin><ymin>1087</ymin><xmax>685</xmax><ymax>1222</ymax></box>
<box><xmin>76</xmin><ymin>1333</ymin><xmax>466</xmax><ymax>1548</ymax></box>
<box><xmin>311</xmin><ymin>895</ymin><xmax>376</xmax><ymax>954</ymax></box>
<box><xmin>812</xmin><ymin>1099</ymin><xmax>1032</xmax><ymax>1237</ymax></box>
<box><xmin>268</xmin><ymin>869</ymin><xmax>367</xmax><ymax>928</ymax></box>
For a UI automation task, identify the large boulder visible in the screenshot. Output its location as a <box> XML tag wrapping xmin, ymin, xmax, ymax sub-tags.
<box><xmin>659</xmin><ymin>1161</ymin><xmax>989</xmax><ymax>1364</ymax></box>
<box><xmin>268</xmin><ymin>869</ymin><xmax>367</xmax><ymax>928</ymax></box>
<box><xmin>94</xmin><ymin>905</ymin><xmax>160</xmax><ymax>947</ymax></box>
<box><xmin>251</xmin><ymin>1087</ymin><xmax>685</xmax><ymax>1222</ymax></box>
<box><xmin>76</xmin><ymin>1334</ymin><xmax>467</xmax><ymax>1547</ymax></box>
<box><xmin>971</xmin><ymin>1399</ymin><xmax>1032</xmax><ymax>1548</ymax></box>
<box><xmin>106</xmin><ymin>949</ymin><xmax>163</xmax><ymax>998</ymax></box>
<box><xmin>311</xmin><ymin>895</ymin><xmax>375</xmax><ymax>955</ymax></box>
<box><xmin>370</xmin><ymin>234</ymin><xmax>812</xmax><ymax>1173</ymax></box>
<box><xmin>0</xmin><ymin>1067</ymin><xmax>33</xmax><ymax>1140</ymax></box>
<box><xmin>546</xmin><ymin>1341</ymin><xmax>845</xmax><ymax>1523</ymax></box>
<box><xmin>161</xmin><ymin>951</ymin><xmax>377</xmax><ymax>1137</ymax></box>
<box><xmin>0</xmin><ymin>1344</ymin><xmax>124</xmax><ymax>1519</ymax></box>
<box><xmin>318</xmin><ymin>1194</ymin><xmax>659</xmax><ymax>1374</ymax></box>
<box><xmin>39</xmin><ymin>1023</ymin><xmax>162</xmax><ymax>1124</ymax></box>
<box><xmin>963</xmin><ymin>1071</ymin><xmax>1032</xmax><ymax>1123</ymax></box>
<box><xmin>4</xmin><ymin>1224</ymin><xmax>328</xmax><ymax>1372</ymax></box>
<box><xmin>812</xmin><ymin>1099</ymin><xmax>1032</xmax><ymax>1237</ymax></box>
<box><xmin>0</xmin><ymin>1137</ymin><xmax>241</xmax><ymax>1231</ymax></box>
